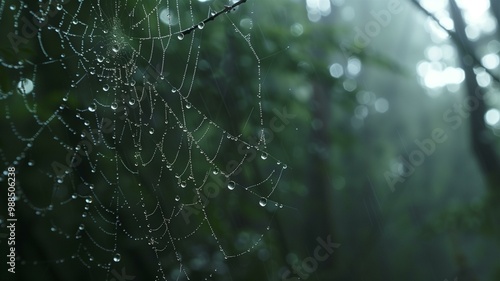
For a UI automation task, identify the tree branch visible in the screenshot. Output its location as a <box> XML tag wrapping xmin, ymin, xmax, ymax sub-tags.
<box><xmin>178</xmin><ymin>0</ymin><xmax>248</xmax><ymax>39</ymax></box>
<box><xmin>410</xmin><ymin>0</ymin><xmax>500</xmax><ymax>84</ymax></box>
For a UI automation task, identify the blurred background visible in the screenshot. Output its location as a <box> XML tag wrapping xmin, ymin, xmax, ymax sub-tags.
<box><xmin>1</xmin><ymin>0</ymin><xmax>500</xmax><ymax>280</ymax></box>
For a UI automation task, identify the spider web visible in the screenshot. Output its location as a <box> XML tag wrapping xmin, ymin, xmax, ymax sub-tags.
<box><xmin>0</xmin><ymin>0</ymin><xmax>287</xmax><ymax>280</ymax></box>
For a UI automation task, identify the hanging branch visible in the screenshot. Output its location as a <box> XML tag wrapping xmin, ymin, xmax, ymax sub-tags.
<box><xmin>177</xmin><ymin>0</ymin><xmax>248</xmax><ymax>38</ymax></box>
<box><xmin>409</xmin><ymin>0</ymin><xmax>500</xmax><ymax>84</ymax></box>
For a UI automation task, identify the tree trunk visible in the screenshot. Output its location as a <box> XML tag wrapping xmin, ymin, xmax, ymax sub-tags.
<box><xmin>449</xmin><ymin>0</ymin><xmax>500</xmax><ymax>193</ymax></box>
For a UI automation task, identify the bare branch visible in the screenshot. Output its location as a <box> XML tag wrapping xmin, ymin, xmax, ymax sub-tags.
<box><xmin>178</xmin><ymin>0</ymin><xmax>248</xmax><ymax>38</ymax></box>
<box><xmin>410</xmin><ymin>0</ymin><xmax>500</xmax><ymax>84</ymax></box>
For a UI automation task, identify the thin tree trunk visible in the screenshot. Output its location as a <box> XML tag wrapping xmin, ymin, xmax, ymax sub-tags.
<box><xmin>306</xmin><ymin>81</ymin><xmax>337</xmax><ymax>271</ymax></box>
<box><xmin>447</xmin><ymin>1</ymin><xmax>498</xmax><ymax>279</ymax></box>
<box><xmin>449</xmin><ymin>0</ymin><xmax>500</xmax><ymax>193</ymax></box>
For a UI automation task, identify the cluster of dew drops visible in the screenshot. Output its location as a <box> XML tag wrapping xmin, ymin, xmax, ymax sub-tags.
<box><xmin>172</xmin><ymin>149</ymin><xmax>287</xmax><ymax>208</ymax></box>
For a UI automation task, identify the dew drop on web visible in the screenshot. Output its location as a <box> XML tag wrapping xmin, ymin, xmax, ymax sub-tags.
<box><xmin>261</xmin><ymin>152</ymin><xmax>268</xmax><ymax>160</ymax></box>
<box><xmin>259</xmin><ymin>197</ymin><xmax>267</xmax><ymax>207</ymax></box>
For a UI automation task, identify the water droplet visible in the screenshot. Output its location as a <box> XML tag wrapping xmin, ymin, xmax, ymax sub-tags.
<box><xmin>212</xmin><ymin>169</ymin><xmax>219</xmax><ymax>175</ymax></box>
<box><xmin>227</xmin><ymin>181</ymin><xmax>235</xmax><ymax>190</ymax></box>
<box><xmin>9</xmin><ymin>5</ymin><xmax>15</xmax><ymax>10</ymax></box>
<box><xmin>112</xmin><ymin>45</ymin><xmax>119</xmax><ymax>53</ymax></box>
<box><xmin>28</xmin><ymin>160</ymin><xmax>34</xmax><ymax>166</ymax></box>
<box><xmin>177</xmin><ymin>33</ymin><xmax>184</xmax><ymax>40</ymax></box>
<box><xmin>89</xmin><ymin>67</ymin><xmax>95</xmax><ymax>75</ymax></box>
<box><xmin>17</xmin><ymin>78</ymin><xmax>34</xmax><ymax>94</ymax></box>
<box><xmin>171</xmin><ymin>87</ymin><xmax>177</xmax><ymax>93</ymax></box>
<box><xmin>175</xmin><ymin>195</ymin><xmax>180</xmax><ymax>201</ymax></box>
<box><xmin>259</xmin><ymin>197</ymin><xmax>267</xmax><ymax>207</ymax></box>
<box><xmin>111</xmin><ymin>102</ymin><xmax>118</xmax><ymax>110</ymax></box>
<box><xmin>72</xmin><ymin>18</ymin><xmax>78</xmax><ymax>24</ymax></box>
<box><xmin>260</xmin><ymin>152</ymin><xmax>268</xmax><ymax>160</ymax></box>
<box><xmin>283</xmin><ymin>164</ymin><xmax>287</xmax><ymax>169</ymax></box>
<box><xmin>128</xmin><ymin>99</ymin><xmax>135</xmax><ymax>106</ymax></box>
<box><xmin>180</xmin><ymin>181</ymin><xmax>187</xmax><ymax>188</ymax></box>
<box><xmin>185</xmin><ymin>102</ymin><xmax>192</xmax><ymax>109</ymax></box>
<box><xmin>71</xmin><ymin>194</ymin><xmax>77</xmax><ymax>199</ymax></box>
<box><xmin>56</xmin><ymin>4</ymin><xmax>63</xmax><ymax>10</ymax></box>
<box><xmin>85</xmin><ymin>198</ymin><xmax>93</xmax><ymax>204</ymax></box>
<box><xmin>197</xmin><ymin>22</ymin><xmax>205</xmax><ymax>29</ymax></box>
<box><xmin>102</xmin><ymin>84</ymin><xmax>109</xmax><ymax>91</ymax></box>
<box><xmin>97</xmin><ymin>56</ymin><xmax>104</xmax><ymax>63</ymax></box>
<box><xmin>78</xmin><ymin>224</ymin><xmax>84</xmax><ymax>230</ymax></box>
<box><xmin>88</xmin><ymin>103</ymin><xmax>96</xmax><ymax>112</ymax></box>
<box><xmin>113</xmin><ymin>253</ymin><xmax>121</xmax><ymax>262</ymax></box>
<box><xmin>149</xmin><ymin>128</ymin><xmax>154</xmax><ymax>135</ymax></box>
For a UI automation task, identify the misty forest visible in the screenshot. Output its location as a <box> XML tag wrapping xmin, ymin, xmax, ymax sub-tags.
<box><xmin>1</xmin><ymin>0</ymin><xmax>500</xmax><ymax>280</ymax></box>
